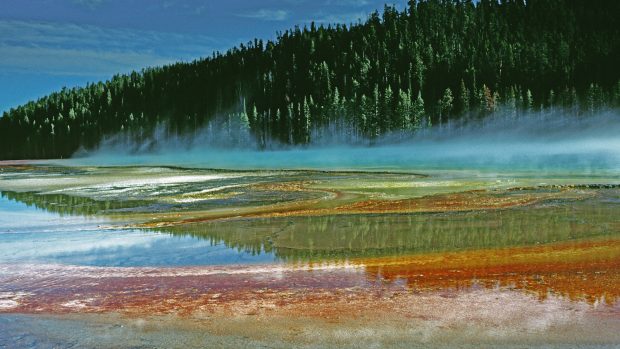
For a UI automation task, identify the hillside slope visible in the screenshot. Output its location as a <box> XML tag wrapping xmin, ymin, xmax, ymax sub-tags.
<box><xmin>1</xmin><ymin>0</ymin><xmax>619</xmax><ymax>159</ymax></box>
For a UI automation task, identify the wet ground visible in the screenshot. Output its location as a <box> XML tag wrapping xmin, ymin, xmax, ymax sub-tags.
<box><xmin>0</xmin><ymin>163</ymin><xmax>619</xmax><ymax>348</ymax></box>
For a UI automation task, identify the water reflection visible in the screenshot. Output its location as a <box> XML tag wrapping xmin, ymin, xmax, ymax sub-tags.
<box><xmin>1</xmin><ymin>191</ymin><xmax>146</xmax><ymax>217</ymax></box>
<box><xmin>2</xmin><ymin>188</ymin><xmax>619</xmax><ymax>264</ymax></box>
<box><xmin>0</xmin><ymin>195</ymin><xmax>276</xmax><ymax>267</ymax></box>
<box><xmin>2</xmin><ymin>187</ymin><xmax>619</xmax><ymax>304</ymax></box>
<box><xmin>157</xmin><ymin>192</ymin><xmax>620</xmax><ymax>262</ymax></box>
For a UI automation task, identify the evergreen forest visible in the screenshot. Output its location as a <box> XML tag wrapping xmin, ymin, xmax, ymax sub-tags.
<box><xmin>1</xmin><ymin>0</ymin><xmax>619</xmax><ymax>159</ymax></box>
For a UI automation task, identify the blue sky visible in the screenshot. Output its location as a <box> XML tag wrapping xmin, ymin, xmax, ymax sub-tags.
<box><xmin>0</xmin><ymin>0</ymin><xmax>404</xmax><ymax>113</ymax></box>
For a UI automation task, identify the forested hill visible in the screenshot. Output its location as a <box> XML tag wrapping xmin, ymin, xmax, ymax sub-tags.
<box><xmin>1</xmin><ymin>0</ymin><xmax>620</xmax><ymax>159</ymax></box>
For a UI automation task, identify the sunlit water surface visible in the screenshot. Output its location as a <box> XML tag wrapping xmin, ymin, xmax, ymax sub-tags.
<box><xmin>0</xmin><ymin>196</ymin><xmax>276</xmax><ymax>267</ymax></box>
<box><xmin>0</xmin><ymin>163</ymin><xmax>619</xmax><ymax>348</ymax></box>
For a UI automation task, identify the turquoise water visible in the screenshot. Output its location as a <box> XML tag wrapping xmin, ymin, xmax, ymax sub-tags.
<box><xmin>61</xmin><ymin>112</ymin><xmax>620</xmax><ymax>173</ymax></box>
<box><xmin>63</xmin><ymin>145</ymin><xmax>620</xmax><ymax>174</ymax></box>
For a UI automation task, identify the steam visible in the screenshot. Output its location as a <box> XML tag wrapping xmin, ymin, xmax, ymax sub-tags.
<box><xmin>67</xmin><ymin>109</ymin><xmax>620</xmax><ymax>173</ymax></box>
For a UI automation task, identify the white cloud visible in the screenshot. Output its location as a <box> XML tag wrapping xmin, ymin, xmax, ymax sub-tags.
<box><xmin>239</xmin><ymin>9</ymin><xmax>289</xmax><ymax>21</ymax></box>
<box><xmin>0</xmin><ymin>20</ymin><xmax>222</xmax><ymax>76</ymax></box>
<box><xmin>0</xmin><ymin>45</ymin><xmax>171</xmax><ymax>76</ymax></box>
<box><xmin>307</xmin><ymin>11</ymin><xmax>370</xmax><ymax>24</ymax></box>
<box><xmin>325</xmin><ymin>0</ymin><xmax>371</xmax><ymax>6</ymax></box>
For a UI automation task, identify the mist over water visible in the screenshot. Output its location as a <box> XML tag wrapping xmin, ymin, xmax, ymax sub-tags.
<box><xmin>67</xmin><ymin>110</ymin><xmax>620</xmax><ymax>173</ymax></box>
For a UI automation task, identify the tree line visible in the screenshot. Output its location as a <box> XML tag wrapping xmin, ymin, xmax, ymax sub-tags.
<box><xmin>1</xmin><ymin>0</ymin><xmax>619</xmax><ymax>159</ymax></box>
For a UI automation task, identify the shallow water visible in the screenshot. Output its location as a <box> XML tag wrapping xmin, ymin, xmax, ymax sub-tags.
<box><xmin>2</xmin><ymin>168</ymin><xmax>618</xmax><ymax>265</ymax></box>
<box><xmin>1</xmin><ymin>165</ymin><xmax>619</xmax><ymax>265</ymax></box>
<box><xmin>0</xmin><ymin>196</ymin><xmax>276</xmax><ymax>267</ymax></box>
<box><xmin>1</xmin><ymin>163</ymin><xmax>619</xmax><ymax>348</ymax></box>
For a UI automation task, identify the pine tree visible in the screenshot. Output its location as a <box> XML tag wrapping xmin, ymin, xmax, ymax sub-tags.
<box><xmin>303</xmin><ymin>96</ymin><xmax>312</xmax><ymax>143</ymax></box>
<box><xmin>251</xmin><ymin>105</ymin><xmax>258</xmax><ymax>127</ymax></box>
<box><xmin>412</xmin><ymin>91</ymin><xmax>425</xmax><ymax>131</ymax></box>
<box><xmin>438</xmin><ymin>88</ymin><xmax>454</xmax><ymax>125</ymax></box>
<box><xmin>525</xmin><ymin>89</ymin><xmax>534</xmax><ymax>112</ymax></box>
<box><xmin>505</xmin><ymin>86</ymin><xmax>517</xmax><ymax>118</ymax></box>
<box><xmin>239</xmin><ymin>109</ymin><xmax>250</xmax><ymax>131</ymax></box>
<box><xmin>586</xmin><ymin>83</ymin><xmax>603</xmax><ymax>113</ymax></box>
<box><xmin>371</xmin><ymin>85</ymin><xmax>380</xmax><ymax>137</ymax></box>
<box><xmin>396</xmin><ymin>89</ymin><xmax>412</xmax><ymax>130</ymax></box>
<box><xmin>457</xmin><ymin>79</ymin><xmax>470</xmax><ymax>115</ymax></box>
<box><xmin>383</xmin><ymin>85</ymin><xmax>394</xmax><ymax>132</ymax></box>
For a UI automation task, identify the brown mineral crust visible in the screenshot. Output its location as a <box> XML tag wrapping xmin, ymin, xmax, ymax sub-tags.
<box><xmin>1</xmin><ymin>239</ymin><xmax>618</xmax><ymax>317</ymax></box>
<box><xmin>334</xmin><ymin>188</ymin><xmax>592</xmax><ymax>213</ymax></box>
<box><xmin>0</xmin><ymin>161</ymin><xmax>37</xmax><ymax>166</ymax></box>
<box><xmin>360</xmin><ymin>238</ymin><xmax>620</xmax><ymax>304</ymax></box>
<box><xmin>153</xmin><ymin>187</ymin><xmax>595</xmax><ymax>228</ymax></box>
<box><xmin>0</xmin><ymin>266</ymin><xmax>372</xmax><ymax>314</ymax></box>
